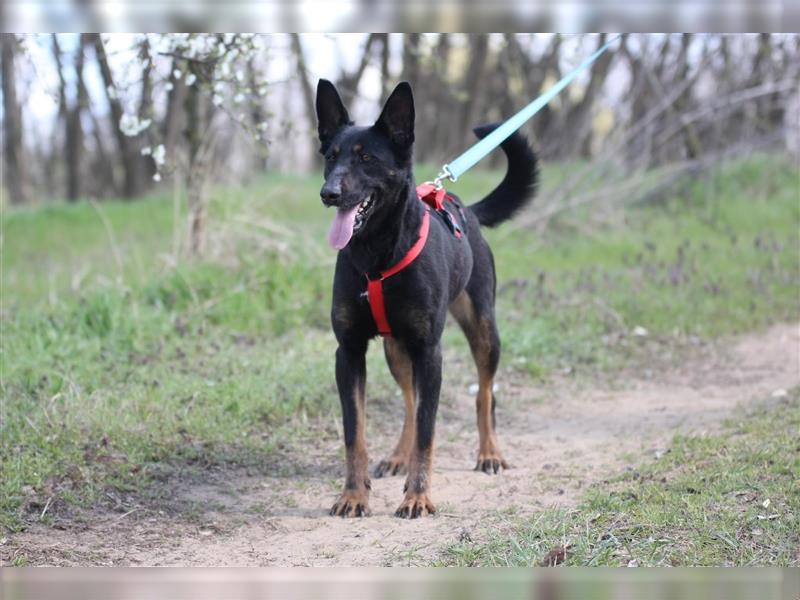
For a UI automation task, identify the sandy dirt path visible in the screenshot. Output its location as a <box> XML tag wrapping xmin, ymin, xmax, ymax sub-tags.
<box><xmin>5</xmin><ymin>323</ymin><xmax>798</xmax><ymax>566</ymax></box>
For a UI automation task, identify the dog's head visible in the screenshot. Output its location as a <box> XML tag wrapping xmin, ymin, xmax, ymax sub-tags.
<box><xmin>315</xmin><ymin>79</ymin><xmax>415</xmax><ymax>250</ymax></box>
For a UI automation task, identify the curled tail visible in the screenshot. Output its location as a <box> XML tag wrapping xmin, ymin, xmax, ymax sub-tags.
<box><xmin>467</xmin><ymin>123</ymin><xmax>538</xmax><ymax>227</ymax></box>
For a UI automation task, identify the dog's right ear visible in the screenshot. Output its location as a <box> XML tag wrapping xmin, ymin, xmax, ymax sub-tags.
<box><xmin>316</xmin><ymin>79</ymin><xmax>352</xmax><ymax>153</ymax></box>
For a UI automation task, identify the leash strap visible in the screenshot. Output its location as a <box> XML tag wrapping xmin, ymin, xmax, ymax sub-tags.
<box><xmin>439</xmin><ymin>34</ymin><xmax>621</xmax><ymax>183</ymax></box>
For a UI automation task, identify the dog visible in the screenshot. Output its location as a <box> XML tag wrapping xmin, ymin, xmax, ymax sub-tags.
<box><xmin>316</xmin><ymin>79</ymin><xmax>538</xmax><ymax>518</ymax></box>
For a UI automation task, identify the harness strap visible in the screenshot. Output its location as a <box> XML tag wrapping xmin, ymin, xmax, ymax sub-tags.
<box><xmin>366</xmin><ymin>207</ymin><xmax>430</xmax><ymax>337</ymax></box>
<box><xmin>417</xmin><ymin>182</ymin><xmax>464</xmax><ymax>238</ymax></box>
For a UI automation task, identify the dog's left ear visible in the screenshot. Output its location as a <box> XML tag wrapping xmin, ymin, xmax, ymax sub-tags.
<box><xmin>374</xmin><ymin>82</ymin><xmax>415</xmax><ymax>152</ymax></box>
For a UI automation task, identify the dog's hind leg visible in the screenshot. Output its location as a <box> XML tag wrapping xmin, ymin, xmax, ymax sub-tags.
<box><xmin>374</xmin><ymin>338</ymin><xmax>415</xmax><ymax>478</ymax></box>
<box><xmin>450</xmin><ymin>289</ymin><xmax>509</xmax><ymax>474</ymax></box>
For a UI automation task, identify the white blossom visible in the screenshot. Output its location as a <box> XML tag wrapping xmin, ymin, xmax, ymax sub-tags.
<box><xmin>152</xmin><ymin>172</ymin><xmax>162</xmax><ymax>182</ymax></box>
<box><xmin>212</xmin><ymin>94</ymin><xmax>224</xmax><ymax>106</ymax></box>
<box><xmin>187</xmin><ymin>36</ymin><xmax>207</xmax><ymax>58</ymax></box>
<box><xmin>233</xmin><ymin>93</ymin><xmax>245</xmax><ymax>104</ymax></box>
<box><xmin>119</xmin><ymin>114</ymin><xmax>151</xmax><ymax>137</ymax></box>
<box><xmin>185</xmin><ymin>73</ymin><xmax>197</xmax><ymax>86</ymax></box>
<box><xmin>151</xmin><ymin>144</ymin><xmax>166</xmax><ymax>167</ymax></box>
<box><xmin>165</xmin><ymin>82</ymin><xmax>174</xmax><ymax>92</ymax></box>
<box><xmin>173</xmin><ymin>69</ymin><xmax>182</xmax><ymax>80</ymax></box>
<box><xmin>107</xmin><ymin>85</ymin><xmax>118</xmax><ymax>100</ymax></box>
<box><xmin>141</xmin><ymin>146</ymin><xmax>152</xmax><ymax>156</ymax></box>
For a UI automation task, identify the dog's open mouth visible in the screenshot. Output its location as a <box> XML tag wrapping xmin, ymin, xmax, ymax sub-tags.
<box><xmin>328</xmin><ymin>194</ymin><xmax>375</xmax><ymax>250</ymax></box>
<box><xmin>353</xmin><ymin>195</ymin><xmax>374</xmax><ymax>233</ymax></box>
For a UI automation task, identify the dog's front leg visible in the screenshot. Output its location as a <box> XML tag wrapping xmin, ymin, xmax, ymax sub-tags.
<box><xmin>330</xmin><ymin>342</ymin><xmax>371</xmax><ymax>517</ymax></box>
<box><xmin>395</xmin><ymin>342</ymin><xmax>442</xmax><ymax>519</ymax></box>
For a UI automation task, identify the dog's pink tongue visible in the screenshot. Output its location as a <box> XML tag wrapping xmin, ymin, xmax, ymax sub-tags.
<box><xmin>328</xmin><ymin>206</ymin><xmax>359</xmax><ymax>250</ymax></box>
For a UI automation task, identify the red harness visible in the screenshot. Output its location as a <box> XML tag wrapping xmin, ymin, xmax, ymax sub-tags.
<box><xmin>366</xmin><ymin>183</ymin><xmax>461</xmax><ymax>337</ymax></box>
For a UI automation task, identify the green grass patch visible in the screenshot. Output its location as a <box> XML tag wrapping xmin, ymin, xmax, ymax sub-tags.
<box><xmin>1</xmin><ymin>154</ymin><xmax>798</xmax><ymax>532</ymax></box>
<box><xmin>439</xmin><ymin>391</ymin><xmax>800</xmax><ymax>567</ymax></box>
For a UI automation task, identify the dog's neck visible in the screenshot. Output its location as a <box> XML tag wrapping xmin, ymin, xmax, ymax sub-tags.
<box><xmin>344</xmin><ymin>173</ymin><xmax>424</xmax><ymax>275</ymax></box>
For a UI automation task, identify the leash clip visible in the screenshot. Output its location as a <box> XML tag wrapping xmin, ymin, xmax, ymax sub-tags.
<box><xmin>433</xmin><ymin>165</ymin><xmax>455</xmax><ymax>189</ymax></box>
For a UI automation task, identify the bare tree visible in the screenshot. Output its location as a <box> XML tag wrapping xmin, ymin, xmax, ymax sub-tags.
<box><xmin>162</xmin><ymin>57</ymin><xmax>187</xmax><ymax>160</ymax></box>
<box><xmin>66</xmin><ymin>35</ymin><xmax>88</xmax><ymax>201</ymax></box>
<box><xmin>378</xmin><ymin>33</ymin><xmax>391</xmax><ymax>99</ymax></box>
<box><xmin>401</xmin><ymin>33</ymin><xmax>421</xmax><ymax>86</ymax></box>
<box><xmin>337</xmin><ymin>34</ymin><xmax>379</xmax><ymax>105</ymax></box>
<box><xmin>290</xmin><ymin>33</ymin><xmax>321</xmax><ymax>168</ymax></box>
<box><xmin>183</xmin><ymin>57</ymin><xmax>217</xmax><ymax>256</ymax></box>
<box><xmin>561</xmin><ymin>34</ymin><xmax>616</xmax><ymax>159</ymax></box>
<box><xmin>454</xmin><ymin>34</ymin><xmax>490</xmax><ymax>151</ymax></box>
<box><xmin>1</xmin><ymin>34</ymin><xmax>28</xmax><ymax>204</ymax></box>
<box><xmin>425</xmin><ymin>33</ymin><xmax>453</xmax><ymax>161</ymax></box>
<box><xmin>89</xmin><ymin>33</ymin><xmax>147</xmax><ymax>198</ymax></box>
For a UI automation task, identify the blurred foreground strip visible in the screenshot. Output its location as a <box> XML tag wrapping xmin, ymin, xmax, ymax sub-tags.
<box><xmin>1</xmin><ymin>567</ymin><xmax>797</xmax><ymax>600</ymax></box>
<box><xmin>1</xmin><ymin>0</ymin><xmax>789</xmax><ymax>33</ymax></box>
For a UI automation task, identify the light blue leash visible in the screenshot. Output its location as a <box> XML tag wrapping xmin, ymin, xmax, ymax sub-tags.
<box><xmin>436</xmin><ymin>34</ymin><xmax>622</xmax><ymax>184</ymax></box>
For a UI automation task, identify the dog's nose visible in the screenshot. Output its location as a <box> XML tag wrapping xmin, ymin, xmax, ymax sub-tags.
<box><xmin>320</xmin><ymin>182</ymin><xmax>342</xmax><ymax>206</ymax></box>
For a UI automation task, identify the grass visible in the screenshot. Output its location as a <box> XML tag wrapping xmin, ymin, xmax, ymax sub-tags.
<box><xmin>1</xmin><ymin>154</ymin><xmax>798</xmax><ymax>534</ymax></box>
<box><xmin>439</xmin><ymin>390</ymin><xmax>800</xmax><ymax>567</ymax></box>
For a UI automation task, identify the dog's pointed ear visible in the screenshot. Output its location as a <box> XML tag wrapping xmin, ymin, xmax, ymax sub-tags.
<box><xmin>316</xmin><ymin>79</ymin><xmax>352</xmax><ymax>152</ymax></box>
<box><xmin>374</xmin><ymin>81</ymin><xmax>415</xmax><ymax>151</ymax></box>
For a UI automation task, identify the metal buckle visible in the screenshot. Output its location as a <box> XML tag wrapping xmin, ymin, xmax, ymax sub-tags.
<box><xmin>433</xmin><ymin>164</ymin><xmax>455</xmax><ymax>189</ymax></box>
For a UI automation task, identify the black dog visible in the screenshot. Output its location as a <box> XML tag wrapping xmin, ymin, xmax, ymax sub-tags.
<box><xmin>316</xmin><ymin>79</ymin><xmax>537</xmax><ymax>518</ymax></box>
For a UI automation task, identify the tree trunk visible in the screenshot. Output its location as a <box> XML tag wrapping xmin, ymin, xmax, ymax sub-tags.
<box><xmin>65</xmin><ymin>35</ymin><xmax>87</xmax><ymax>201</ymax></box>
<box><xmin>89</xmin><ymin>33</ymin><xmax>145</xmax><ymax>198</ymax></box>
<box><xmin>531</xmin><ymin>34</ymin><xmax>564</xmax><ymax>155</ymax></box>
<box><xmin>51</xmin><ymin>34</ymin><xmax>68</xmax><ymax>198</ymax></box>
<box><xmin>378</xmin><ymin>33</ymin><xmax>391</xmax><ymax>99</ymax></box>
<box><xmin>424</xmin><ymin>33</ymin><xmax>452</xmax><ymax>161</ymax></box>
<box><xmin>553</xmin><ymin>34</ymin><xmax>615</xmax><ymax>159</ymax></box>
<box><xmin>289</xmin><ymin>33</ymin><xmax>321</xmax><ymax>169</ymax></box>
<box><xmin>247</xmin><ymin>57</ymin><xmax>269</xmax><ymax>172</ymax></box>
<box><xmin>1</xmin><ymin>34</ymin><xmax>28</xmax><ymax>204</ymax></box>
<box><xmin>137</xmin><ymin>37</ymin><xmax>155</xmax><ymax>189</ymax></box>
<box><xmin>401</xmin><ymin>33</ymin><xmax>421</xmax><ymax>86</ymax></box>
<box><xmin>162</xmin><ymin>57</ymin><xmax>187</xmax><ymax>162</ymax></box>
<box><xmin>455</xmin><ymin>34</ymin><xmax>490</xmax><ymax>150</ymax></box>
<box><xmin>184</xmin><ymin>60</ymin><xmax>216</xmax><ymax>256</ymax></box>
<box><xmin>337</xmin><ymin>34</ymin><xmax>378</xmax><ymax>105</ymax></box>
<box><xmin>673</xmin><ymin>34</ymin><xmax>703</xmax><ymax>161</ymax></box>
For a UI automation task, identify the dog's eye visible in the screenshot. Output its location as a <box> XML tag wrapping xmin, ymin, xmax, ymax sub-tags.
<box><xmin>360</xmin><ymin>153</ymin><xmax>370</xmax><ymax>162</ymax></box>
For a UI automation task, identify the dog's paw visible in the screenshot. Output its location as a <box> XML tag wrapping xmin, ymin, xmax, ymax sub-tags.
<box><xmin>330</xmin><ymin>489</ymin><xmax>371</xmax><ymax>518</ymax></box>
<box><xmin>374</xmin><ymin>456</ymin><xmax>408</xmax><ymax>478</ymax></box>
<box><xmin>475</xmin><ymin>452</ymin><xmax>509</xmax><ymax>475</ymax></box>
<box><xmin>394</xmin><ymin>492</ymin><xmax>436</xmax><ymax>519</ymax></box>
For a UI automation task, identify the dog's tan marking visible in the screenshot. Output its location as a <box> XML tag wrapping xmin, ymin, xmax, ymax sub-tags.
<box><xmin>332</xmin><ymin>375</ymin><xmax>371</xmax><ymax>516</ymax></box>
<box><xmin>449</xmin><ymin>291</ymin><xmax>508</xmax><ymax>473</ymax></box>
<box><xmin>396</xmin><ymin>446</ymin><xmax>436</xmax><ymax>518</ymax></box>
<box><xmin>375</xmin><ymin>338</ymin><xmax>416</xmax><ymax>477</ymax></box>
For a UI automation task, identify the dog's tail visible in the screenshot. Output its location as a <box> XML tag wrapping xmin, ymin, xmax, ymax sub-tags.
<box><xmin>466</xmin><ymin>123</ymin><xmax>538</xmax><ymax>228</ymax></box>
